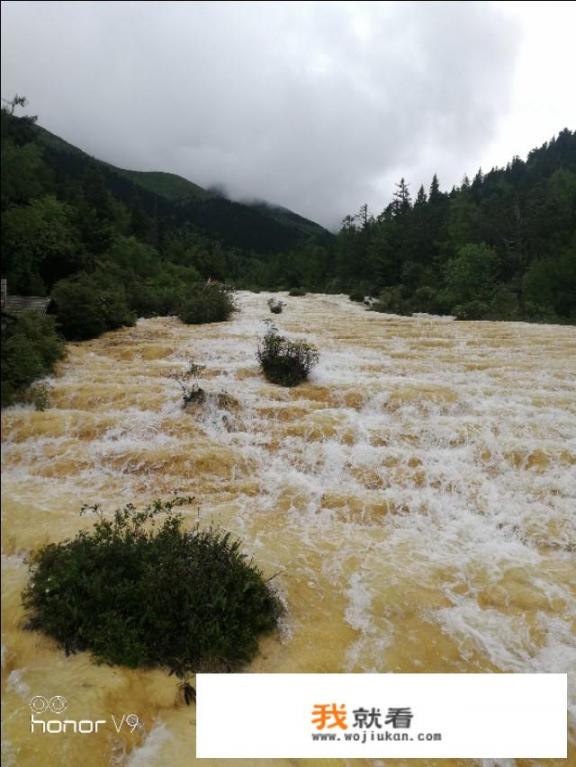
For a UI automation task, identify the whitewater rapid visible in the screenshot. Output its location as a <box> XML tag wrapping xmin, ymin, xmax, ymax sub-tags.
<box><xmin>2</xmin><ymin>291</ymin><xmax>575</xmax><ymax>766</ymax></box>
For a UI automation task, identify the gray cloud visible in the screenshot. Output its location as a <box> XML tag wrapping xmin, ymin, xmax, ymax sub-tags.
<box><xmin>1</xmin><ymin>1</ymin><xmax>520</xmax><ymax>227</ymax></box>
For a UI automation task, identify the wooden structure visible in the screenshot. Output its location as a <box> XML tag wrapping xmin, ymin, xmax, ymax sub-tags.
<box><xmin>1</xmin><ymin>279</ymin><xmax>51</xmax><ymax>317</ymax></box>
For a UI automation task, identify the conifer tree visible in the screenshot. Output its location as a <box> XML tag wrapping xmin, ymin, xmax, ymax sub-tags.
<box><xmin>393</xmin><ymin>178</ymin><xmax>412</xmax><ymax>215</ymax></box>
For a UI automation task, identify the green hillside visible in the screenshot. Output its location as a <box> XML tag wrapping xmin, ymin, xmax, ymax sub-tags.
<box><xmin>33</xmin><ymin>123</ymin><xmax>86</xmax><ymax>156</ymax></box>
<box><xmin>248</xmin><ymin>201</ymin><xmax>327</xmax><ymax>239</ymax></box>
<box><xmin>2</xmin><ymin>105</ymin><xmax>574</xmax><ymax>410</ymax></box>
<box><xmin>116</xmin><ymin>168</ymin><xmax>212</xmax><ymax>202</ymax></box>
<box><xmin>2</xmin><ymin>106</ymin><xmax>574</xmax><ymax>326</ymax></box>
<box><xmin>29</xmin><ymin>121</ymin><xmax>329</xmax><ymax>251</ymax></box>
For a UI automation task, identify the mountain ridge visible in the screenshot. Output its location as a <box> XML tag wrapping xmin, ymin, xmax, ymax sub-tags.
<box><xmin>31</xmin><ymin>122</ymin><xmax>330</xmax><ymax>252</ymax></box>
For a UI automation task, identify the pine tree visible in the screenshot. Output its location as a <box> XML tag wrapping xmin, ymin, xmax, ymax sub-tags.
<box><xmin>356</xmin><ymin>203</ymin><xmax>369</xmax><ymax>230</ymax></box>
<box><xmin>415</xmin><ymin>185</ymin><xmax>427</xmax><ymax>207</ymax></box>
<box><xmin>429</xmin><ymin>173</ymin><xmax>442</xmax><ymax>203</ymax></box>
<box><xmin>472</xmin><ymin>168</ymin><xmax>484</xmax><ymax>190</ymax></box>
<box><xmin>393</xmin><ymin>178</ymin><xmax>411</xmax><ymax>215</ymax></box>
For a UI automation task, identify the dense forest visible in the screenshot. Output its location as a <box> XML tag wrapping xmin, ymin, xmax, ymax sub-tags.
<box><xmin>1</xmin><ymin>100</ymin><xmax>330</xmax><ymax>305</ymax></box>
<box><xmin>1</xmin><ymin>98</ymin><xmax>575</xmax><ymax>405</ymax></box>
<box><xmin>331</xmin><ymin>131</ymin><xmax>576</xmax><ymax>322</ymax></box>
<box><xmin>269</xmin><ymin>129</ymin><xmax>575</xmax><ymax>322</ymax></box>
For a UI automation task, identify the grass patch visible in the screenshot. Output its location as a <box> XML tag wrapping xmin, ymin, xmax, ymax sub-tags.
<box><xmin>22</xmin><ymin>497</ymin><xmax>281</xmax><ymax>677</ymax></box>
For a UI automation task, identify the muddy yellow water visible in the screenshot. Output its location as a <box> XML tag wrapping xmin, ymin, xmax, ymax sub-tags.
<box><xmin>2</xmin><ymin>292</ymin><xmax>575</xmax><ymax>767</ymax></box>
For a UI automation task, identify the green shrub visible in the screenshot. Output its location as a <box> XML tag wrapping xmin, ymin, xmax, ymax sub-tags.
<box><xmin>487</xmin><ymin>286</ymin><xmax>520</xmax><ymax>320</ymax></box>
<box><xmin>178</xmin><ymin>283</ymin><xmax>236</xmax><ymax>324</ymax></box>
<box><xmin>349</xmin><ymin>291</ymin><xmax>365</xmax><ymax>302</ymax></box>
<box><xmin>168</xmin><ymin>360</ymin><xmax>208</xmax><ymax>409</ymax></box>
<box><xmin>288</xmin><ymin>288</ymin><xmax>307</xmax><ymax>297</ymax></box>
<box><xmin>522</xmin><ymin>245</ymin><xmax>576</xmax><ymax>320</ymax></box>
<box><xmin>267</xmin><ymin>298</ymin><xmax>284</xmax><ymax>314</ymax></box>
<box><xmin>453</xmin><ymin>300</ymin><xmax>490</xmax><ymax>320</ymax></box>
<box><xmin>443</xmin><ymin>243</ymin><xmax>498</xmax><ymax>307</ymax></box>
<box><xmin>521</xmin><ymin>302</ymin><xmax>559</xmax><ymax>323</ymax></box>
<box><xmin>409</xmin><ymin>286</ymin><xmax>444</xmax><ymax>314</ymax></box>
<box><xmin>1</xmin><ymin>312</ymin><xmax>65</xmax><ymax>407</ymax></box>
<box><xmin>52</xmin><ymin>272</ymin><xmax>135</xmax><ymax>340</ymax></box>
<box><xmin>22</xmin><ymin>497</ymin><xmax>281</xmax><ymax>677</ymax></box>
<box><xmin>25</xmin><ymin>381</ymin><xmax>52</xmax><ymax>411</ymax></box>
<box><xmin>371</xmin><ymin>285</ymin><xmax>410</xmax><ymax>315</ymax></box>
<box><xmin>257</xmin><ymin>327</ymin><xmax>319</xmax><ymax>386</ymax></box>
<box><xmin>123</xmin><ymin>262</ymin><xmax>202</xmax><ymax>318</ymax></box>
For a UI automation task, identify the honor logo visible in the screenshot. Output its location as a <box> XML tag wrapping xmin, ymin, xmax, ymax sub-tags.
<box><xmin>30</xmin><ymin>696</ymin><xmax>68</xmax><ymax>714</ymax></box>
<box><xmin>29</xmin><ymin>696</ymin><xmax>140</xmax><ymax>735</ymax></box>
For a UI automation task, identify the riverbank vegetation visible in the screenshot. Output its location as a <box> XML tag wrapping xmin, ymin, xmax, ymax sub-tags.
<box><xmin>278</xmin><ymin>133</ymin><xmax>575</xmax><ymax>323</ymax></box>
<box><xmin>2</xmin><ymin>101</ymin><xmax>574</xmax><ymax>404</ymax></box>
<box><xmin>178</xmin><ymin>282</ymin><xmax>236</xmax><ymax>324</ymax></box>
<box><xmin>1</xmin><ymin>312</ymin><xmax>65</xmax><ymax>407</ymax></box>
<box><xmin>3</xmin><ymin>104</ymin><xmax>573</xmax><ymax>329</ymax></box>
<box><xmin>22</xmin><ymin>497</ymin><xmax>281</xmax><ymax>678</ymax></box>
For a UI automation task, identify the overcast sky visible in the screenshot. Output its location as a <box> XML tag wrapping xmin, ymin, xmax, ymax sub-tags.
<box><xmin>2</xmin><ymin>1</ymin><xmax>575</xmax><ymax>228</ymax></box>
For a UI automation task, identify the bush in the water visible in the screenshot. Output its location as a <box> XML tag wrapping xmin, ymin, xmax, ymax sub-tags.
<box><xmin>169</xmin><ymin>360</ymin><xmax>208</xmax><ymax>408</ymax></box>
<box><xmin>348</xmin><ymin>291</ymin><xmax>365</xmax><ymax>302</ymax></box>
<box><xmin>257</xmin><ymin>327</ymin><xmax>319</xmax><ymax>387</ymax></box>
<box><xmin>267</xmin><ymin>297</ymin><xmax>284</xmax><ymax>314</ymax></box>
<box><xmin>288</xmin><ymin>288</ymin><xmax>306</xmax><ymax>297</ymax></box>
<box><xmin>180</xmin><ymin>382</ymin><xmax>206</xmax><ymax>407</ymax></box>
<box><xmin>25</xmin><ymin>381</ymin><xmax>52</xmax><ymax>411</ymax></box>
<box><xmin>178</xmin><ymin>283</ymin><xmax>236</xmax><ymax>324</ymax></box>
<box><xmin>22</xmin><ymin>497</ymin><xmax>281</xmax><ymax>677</ymax></box>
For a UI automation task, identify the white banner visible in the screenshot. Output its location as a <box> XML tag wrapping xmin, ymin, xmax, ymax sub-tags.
<box><xmin>196</xmin><ymin>673</ymin><xmax>567</xmax><ymax>758</ymax></box>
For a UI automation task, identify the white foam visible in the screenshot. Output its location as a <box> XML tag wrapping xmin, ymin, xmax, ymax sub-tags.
<box><xmin>6</xmin><ymin>669</ymin><xmax>30</xmax><ymax>699</ymax></box>
<box><xmin>124</xmin><ymin>720</ymin><xmax>171</xmax><ymax>767</ymax></box>
<box><xmin>3</xmin><ymin>292</ymin><xmax>575</xmax><ymax>759</ymax></box>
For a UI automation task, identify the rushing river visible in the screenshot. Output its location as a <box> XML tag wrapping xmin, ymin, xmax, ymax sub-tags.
<box><xmin>2</xmin><ymin>291</ymin><xmax>575</xmax><ymax>767</ymax></box>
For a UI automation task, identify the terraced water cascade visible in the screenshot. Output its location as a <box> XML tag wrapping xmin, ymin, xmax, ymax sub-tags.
<box><xmin>2</xmin><ymin>291</ymin><xmax>575</xmax><ymax>766</ymax></box>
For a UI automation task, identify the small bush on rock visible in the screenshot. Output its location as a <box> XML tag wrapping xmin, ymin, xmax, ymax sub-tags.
<box><xmin>22</xmin><ymin>497</ymin><xmax>281</xmax><ymax>677</ymax></box>
<box><xmin>169</xmin><ymin>361</ymin><xmax>207</xmax><ymax>408</ymax></box>
<box><xmin>267</xmin><ymin>298</ymin><xmax>285</xmax><ymax>314</ymax></box>
<box><xmin>257</xmin><ymin>327</ymin><xmax>319</xmax><ymax>387</ymax></box>
<box><xmin>181</xmin><ymin>383</ymin><xmax>206</xmax><ymax>407</ymax></box>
